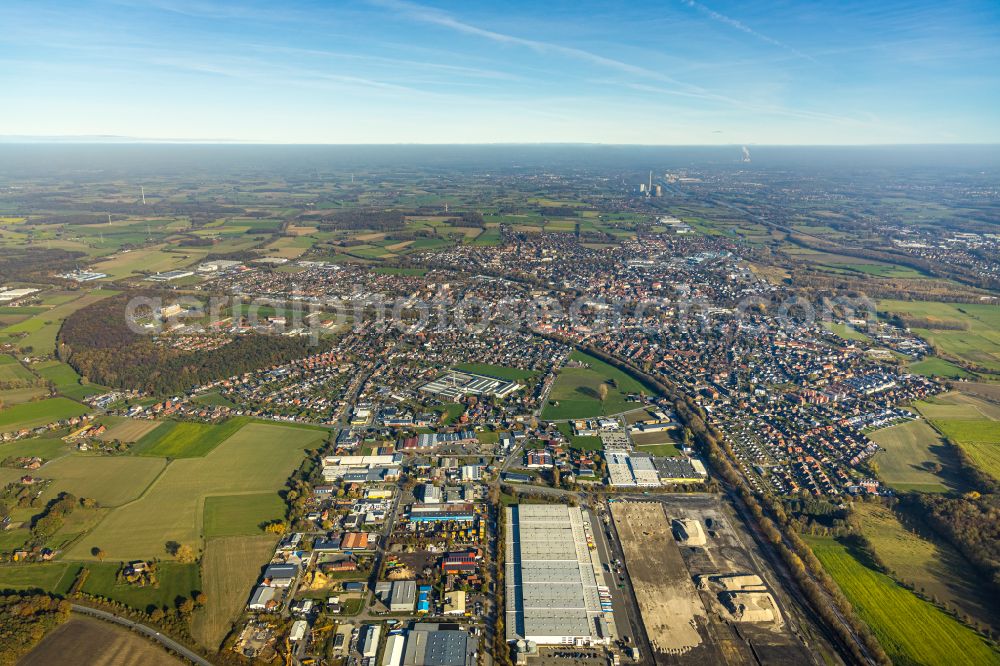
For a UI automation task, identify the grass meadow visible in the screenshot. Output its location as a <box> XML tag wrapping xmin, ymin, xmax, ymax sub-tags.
<box><xmin>541</xmin><ymin>350</ymin><xmax>653</xmax><ymax>420</ymax></box>
<box><xmin>0</xmin><ymin>397</ymin><xmax>89</xmax><ymax>430</ymax></box>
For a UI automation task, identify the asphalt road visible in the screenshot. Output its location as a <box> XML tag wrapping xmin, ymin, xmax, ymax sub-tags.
<box><xmin>71</xmin><ymin>604</ymin><xmax>212</xmax><ymax>666</ymax></box>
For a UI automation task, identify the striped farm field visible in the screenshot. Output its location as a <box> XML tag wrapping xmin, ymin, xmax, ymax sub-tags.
<box><xmin>132</xmin><ymin>417</ymin><xmax>249</xmax><ymax>457</ymax></box>
<box><xmin>808</xmin><ymin>536</ymin><xmax>1000</xmax><ymax>666</ymax></box>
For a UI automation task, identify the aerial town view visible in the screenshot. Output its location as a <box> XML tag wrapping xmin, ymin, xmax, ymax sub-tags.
<box><xmin>0</xmin><ymin>2</ymin><xmax>998</xmax><ymax>666</ymax></box>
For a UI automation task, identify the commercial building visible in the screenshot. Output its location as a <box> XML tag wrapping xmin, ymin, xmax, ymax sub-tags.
<box><xmin>420</xmin><ymin>484</ymin><xmax>442</xmax><ymax>504</ymax></box>
<box><xmin>362</xmin><ymin>624</ymin><xmax>382</xmax><ymax>659</ymax></box>
<box><xmin>402</xmin><ymin>624</ymin><xmax>476</xmax><ymax>666</ymax></box>
<box><xmin>322</xmin><ymin>453</ymin><xmax>402</xmax><ymax>481</ymax></box>
<box><xmin>289</xmin><ymin>620</ymin><xmax>308</xmax><ymax>642</ymax></box>
<box><xmin>262</xmin><ymin>564</ymin><xmax>298</xmax><ymax>587</ymax></box>
<box><xmin>383</xmin><ymin>633</ymin><xmax>406</xmax><ymax>666</ymax></box>
<box><xmin>444</xmin><ymin>591</ymin><xmax>467</xmax><ymax>615</ymax></box>
<box><xmin>417</xmin><ymin>585</ymin><xmax>432</xmax><ymax>614</ymax></box>
<box><xmin>389</xmin><ymin>580</ymin><xmax>417</xmax><ymax>612</ymax></box>
<box><xmin>606</xmin><ymin>452</ymin><xmax>661</xmax><ymax>487</ymax></box>
<box><xmin>409</xmin><ymin>503</ymin><xmax>476</xmax><ymax>523</ymax></box>
<box><xmin>147</xmin><ymin>269</ymin><xmax>194</xmax><ymax>282</ymax></box>
<box><xmin>419</xmin><ymin>370</ymin><xmax>523</xmax><ymax>401</ymax></box>
<box><xmin>505</xmin><ymin>504</ymin><xmax>610</xmax><ymax>646</ymax></box>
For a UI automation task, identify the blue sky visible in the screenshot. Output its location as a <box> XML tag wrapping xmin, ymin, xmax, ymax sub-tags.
<box><xmin>1</xmin><ymin>0</ymin><xmax>998</xmax><ymax>144</ymax></box>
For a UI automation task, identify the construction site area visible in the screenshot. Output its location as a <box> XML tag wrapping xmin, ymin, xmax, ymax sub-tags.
<box><xmin>609</xmin><ymin>496</ymin><xmax>816</xmax><ymax>666</ymax></box>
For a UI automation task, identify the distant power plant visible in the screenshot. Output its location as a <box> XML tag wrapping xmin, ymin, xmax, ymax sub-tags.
<box><xmin>638</xmin><ymin>170</ymin><xmax>664</xmax><ymax>197</ymax></box>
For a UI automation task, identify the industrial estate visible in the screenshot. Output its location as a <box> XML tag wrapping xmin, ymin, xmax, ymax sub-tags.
<box><xmin>0</xmin><ymin>142</ymin><xmax>997</xmax><ymax>666</ymax></box>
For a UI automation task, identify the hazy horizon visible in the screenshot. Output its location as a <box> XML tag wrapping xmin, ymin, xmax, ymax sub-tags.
<box><xmin>2</xmin><ymin>0</ymin><xmax>998</xmax><ymax>144</ymax></box>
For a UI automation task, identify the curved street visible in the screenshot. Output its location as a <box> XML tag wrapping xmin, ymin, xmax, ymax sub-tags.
<box><xmin>70</xmin><ymin>604</ymin><xmax>212</xmax><ymax>666</ymax></box>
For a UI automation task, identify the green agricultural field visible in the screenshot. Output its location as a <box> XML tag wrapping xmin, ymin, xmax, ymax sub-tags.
<box><xmin>909</xmin><ymin>356</ymin><xmax>973</xmax><ymax>379</ymax></box>
<box><xmin>0</xmin><ymin>355</ymin><xmax>36</xmax><ymax>383</ymax></box>
<box><xmin>541</xmin><ymin>350</ymin><xmax>652</xmax><ymax>420</ymax></box>
<box><xmin>0</xmin><ymin>397</ymin><xmax>89</xmax><ymax>430</ymax></box>
<box><xmin>855</xmin><ymin>503</ymin><xmax>999</xmax><ymax>630</ymax></box>
<box><xmin>80</xmin><ymin>561</ymin><xmax>200</xmax><ymax>611</ymax></box>
<box><xmin>64</xmin><ymin>422</ymin><xmax>325</xmax><ymax>560</ymax></box>
<box><xmin>88</xmin><ymin>245</ymin><xmax>210</xmax><ymax>280</ymax></box>
<box><xmin>0</xmin><ymin>436</ymin><xmax>70</xmax><ymax>462</ymax></box>
<box><xmin>191</xmin><ymin>535</ymin><xmax>278</xmax><ymax>649</ymax></box>
<box><xmin>915</xmin><ymin>392</ymin><xmax>1000</xmax><ymax>482</ymax></box>
<box><xmin>132</xmin><ymin>417</ymin><xmax>248</xmax><ymax>458</ymax></box>
<box><xmin>808</xmin><ymin>536</ymin><xmax>999</xmax><ymax>666</ymax></box>
<box><xmin>869</xmin><ymin>420</ymin><xmax>960</xmax><ymax>492</ymax></box>
<box><xmin>471</xmin><ymin>228</ymin><xmax>501</xmax><ymax>245</ymax></box>
<box><xmin>37</xmin><ymin>454</ymin><xmax>167</xmax><ymax>507</ymax></box>
<box><xmin>33</xmin><ymin>361</ymin><xmax>103</xmax><ymax>400</ymax></box>
<box><xmin>0</xmin><ymin>387</ymin><xmax>48</xmax><ymax>406</ymax></box>
<box><xmin>822</xmin><ymin>322</ymin><xmax>871</xmax><ymax>343</ymax></box>
<box><xmin>0</xmin><ymin>563</ymin><xmax>81</xmax><ymax>595</ymax></box>
<box><xmin>880</xmin><ymin>300</ymin><xmax>1000</xmax><ymax>375</ymax></box>
<box><xmin>97</xmin><ymin>418</ymin><xmax>161</xmax><ymax>442</ymax></box>
<box><xmin>191</xmin><ymin>391</ymin><xmax>237</xmax><ymax>408</ymax></box>
<box><xmin>453</xmin><ymin>363</ymin><xmax>537</xmax><ymax>382</ymax></box>
<box><xmin>203</xmin><ymin>492</ymin><xmax>286</xmax><ymax>537</ymax></box>
<box><xmin>0</xmin><ymin>290</ymin><xmax>117</xmax><ymax>354</ymax></box>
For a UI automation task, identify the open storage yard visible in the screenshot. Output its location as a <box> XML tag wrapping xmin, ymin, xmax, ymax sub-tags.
<box><xmin>610</xmin><ymin>497</ymin><xmax>812</xmax><ymax>666</ymax></box>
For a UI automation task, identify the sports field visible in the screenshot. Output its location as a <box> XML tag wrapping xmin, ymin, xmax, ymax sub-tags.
<box><xmin>541</xmin><ymin>350</ymin><xmax>652</xmax><ymax>420</ymax></box>
<box><xmin>855</xmin><ymin>503</ymin><xmax>999</xmax><ymax>631</ymax></box>
<box><xmin>203</xmin><ymin>492</ymin><xmax>286</xmax><ymax>537</ymax></box>
<box><xmin>869</xmin><ymin>420</ymin><xmax>956</xmax><ymax>492</ymax></box>
<box><xmin>808</xmin><ymin>536</ymin><xmax>1000</xmax><ymax>666</ymax></box>
<box><xmin>64</xmin><ymin>422</ymin><xmax>324</xmax><ymax>560</ymax></box>
<box><xmin>0</xmin><ymin>397</ymin><xmax>89</xmax><ymax>430</ymax></box>
<box><xmin>38</xmin><ymin>454</ymin><xmax>167</xmax><ymax>507</ymax></box>
<box><xmin>132</xmin><ymin>417</ymin><xmax>248</xmax><ymax>457</ymax></box>
<box><xmin>191</xmin><ymin>535</ymin><xmax>278</xmax><ymax>649</ymax></box>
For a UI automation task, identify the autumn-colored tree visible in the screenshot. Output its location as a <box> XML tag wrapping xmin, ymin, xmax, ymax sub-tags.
<box><xmin>597</xmin><ymin>383</ymin><xmax>609</xmax><ymax>402</ymax></box>
<box><xmin>175</xmin><ymin>544</ymin><xmax>196</xmax><ymax>563</ymax></box>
